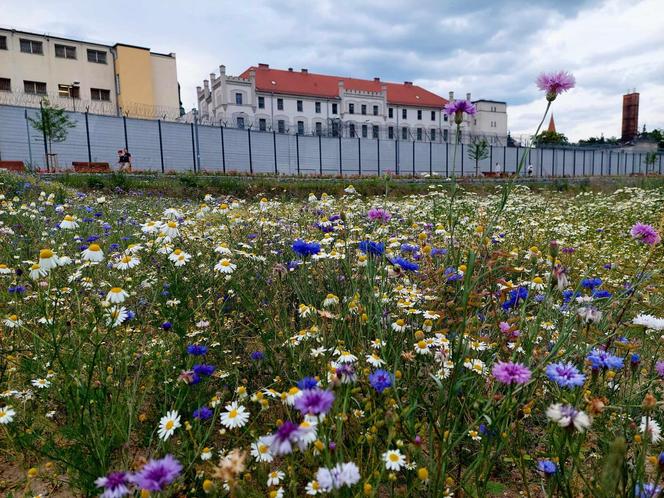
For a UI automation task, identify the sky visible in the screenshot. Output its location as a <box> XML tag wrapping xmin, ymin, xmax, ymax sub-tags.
<box><xmin>3</xmin><ymin>0</ymin><xmax>664</xmax><ymax>141</ymax></box>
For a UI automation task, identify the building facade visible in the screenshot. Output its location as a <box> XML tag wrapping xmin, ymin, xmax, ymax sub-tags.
<box><xmin>196</xmin><ymin>64</ymin><xmax>508</xmax><ymax>144</ymax></box>
<box><xmin>0</xmin><ymin>28</ymin><xmax>182</xmax><ymax>119</ymax></box>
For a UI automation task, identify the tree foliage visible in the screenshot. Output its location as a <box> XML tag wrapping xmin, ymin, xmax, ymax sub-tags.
<box><xmin>535</xmin><ymin>130</ymin><xmax>569</xmax><ymax>146</ymax></box>
<box><xmin>467</xmin><ymin>138</ymin><xmax>489</xmax><ymax>175</ymax></box>
<box><xmin>28</xmin><ymin>98</ymin><xmax>76</xmax><ymax>155</ymax></box>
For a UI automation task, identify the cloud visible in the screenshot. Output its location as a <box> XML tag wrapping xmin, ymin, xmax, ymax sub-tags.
<box><xmin>2</xmin><ymin>0</ymin><xmax>663</xmax><ymax>140</ymax></box>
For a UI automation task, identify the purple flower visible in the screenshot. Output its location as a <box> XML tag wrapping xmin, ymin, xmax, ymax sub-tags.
<box><xmin>250</xmin><ymin>350</ymin><xmax>265</xmax><ymax>361</ymax></box>
<box><xmin>95</xmin><ymin>471</ymin><xmax>131</xmax><ymax>498</ymax></box>
<box><xmin>369</xmin><ymin>369</ymin><xmax>394</xmax><ymax>393</ymax></box>
<box><xmin>546</xmin><ymin>362</ymin><xmax>586</xmax><ymax>388</ymax></box>
<box><xmin>635</xmin><ymin>483</ymin><xmax>662</xmax><ymax>498</ymax></box>
<box><xmin>630</xmin><ymin>223</ymin><xmax>661</xmax><ymax>246</ymax></box>
<box><xmin>265</xmin><ymin>421</ymin><xmax>301</xmax><ymax>455</ymax></box>
<box><xmin>536</xmin><ymin>71</ymin><xmax>575</xmax><ymax>101</ymax></box>
<box><xmin>587</xmin><ymin>348</ymin><xmax>623</xmax><ymax>370</ymax></box>
<box><xmin>292</xmin><ymin>239</ymin><xmax>321</xmax><ymax>257</ymax></box>
<box><xmin>491</xmin><ymin>361</ymin><xmax>532</xmax><ymax>385</ymax></box>
<box><xmin>655</xmin><ymin>361</ymin><xmax>664</xmax><ymax>378</ymax></box>
<box><xmin>161</xmin><ymin>321</ymin><xmax>173</xmax><ymax>331</ymax></box>
<box><xmin>192</xmin><ymin>364</ymin><xmax>215</xmax><ymax>376</ymax></box>
<box><xmin>294</xmin><ymin>389</ymin><xmax>335</xmax><ymax>416</ymax></box>
<box><xmin>187</xmin><ymin>344</ymin><xmax>208</xmax><ymax>356</ymax></box>
<box><xmin>367</xmin><ymin>208</ymin><xmax>392</xmax><ymax>223</ymax></box>
<box><xmin>193</xmin><ymin>406</ymin><xmax>213</xmax><ymax>420</ymax></box>
<box><xmin>537</xmin><ymin>460</ymin><xmax>558</xmax><ymax>475</ymax></box>
<box><xmin>130</xmin><ymin>455</ymin><xmax>182</xmax><ymax>492</ymax></box>
<box><xmin>444</xmin><ymin>99</ymin><xmax>477</xmax><ymax>124</ymax></box>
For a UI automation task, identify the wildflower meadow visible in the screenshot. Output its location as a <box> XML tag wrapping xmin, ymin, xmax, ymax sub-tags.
<box><xmin>1</xmin><ymin>73</ymin><xmax>664</xmax><ymax>497</ymax></box>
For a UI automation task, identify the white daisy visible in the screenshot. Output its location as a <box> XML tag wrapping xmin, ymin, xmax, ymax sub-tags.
<box><xmin>106</xmin><ymin>287</ymin><xmax>129</xmax><ymax>304</ymax></box>
<box><xmin>214</xmin><ymin>258</ymin><xmax>236</xmax><ymax>274</ymax></box>
<box><xmin>219</xmin><ymin>401</ymin><xmax>249</xmax><ymax>429</ymax></box>
<box><xmin>267</xmin><ymin>470</ymin><xmax>285</xmax><ymax>486</ymax></box>
<box><xmin>32</xmin><ymin>378</ymin><xmax>51</xmax><ymax>389</ymax></box>
<box><xmin>116</xmin><ymin>255</ymin><xmax>140</xmax><ymax>270</ymax></box>
<box><xmin>251</xmin><ymin>437</ymin><xmax>274</xmax><ymax>462</ymax></box>
<box><xmin>383</xmin><ymin>449</ymin><xmax>406</xmax><ymax>471</ymax></box>
<box><xmin>640</xmin><ymin>416</ymin><xmax>662</xmax><ymax>443</ymax></box>
<box><xmin>0</xmin><ymin>405</ymin><xmax>16</xmax><ymax>424</ymax></box>
<box><xmin>38</xmin><ymin>249</ymin><xmax>58</xmax><ymax>270</ymax></box>
<box><xmin>29</xmin><ymin>263</ymin><xmax>48</xmax><ymax>281</ymax></box>
<box><xmin>59</xmin><ymin>215</ymin><xmax>79</xmax><ymax>229</ymax></box>
<box><xmin>158</xmin><ymin>410</ymin><xmax>181</xmax><ymax>440</ymax></box>
<box><xmin>82</xmin><ymin>244</ymin><xmax>104</xmax><ymax>262</ymax></box>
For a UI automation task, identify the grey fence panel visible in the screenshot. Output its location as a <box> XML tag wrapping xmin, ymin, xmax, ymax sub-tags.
<box><xmin>379</xmin><ymin>140</ymin><xmax>397</xmax><ymax>176</ymax></box>
<box><xmin>277</xmin><ymin>133</ymin><xmax>294</xmax><ymax>175</ymax></box>
<box><xmin>89</xmin><ymin>114</ymin><xmax>125</xmax><ymax>168</ymax></box>
<box><xmin>298</xmin><ymin>135</ymin><xmax>320</xmax><ymax>174</ymax></box>
<box><xmin>197</xmin><ymin>125</ymin><xmax>223</xmax><ymax>173</ymax></box>
<box><xmin>361</xmin><ymin>138</ymin><xmax>379</xmax><ymax>176</ymax></box>
<box><xmin>249</xmin><ymin>131</ymin><xmax>275</xmax><ymax>174</ymax></box>
<box><xmin>0</xmin><ymin>106</ymin><xmax>35</xmax><ymax>166</ymax></box>
<box><xmin>413</xmin><ymin>141</ymin><xmax>428</xmax><ymax>175</ymax></box>
<box><xmin>125</xmin><ymin>118</ymin><xmax>161</xmax><ymax>172</ymax></box>
<box><xmin>321</xmin><ymin>136</ymin><xmax>340</xmax><ymax>175</ymax></box>
<box><xmin>223</xmin><ymin>128</ymin><xmax>250</xmax><ymax>173</ymax></box>
<box><xmin>161</xmin><ymin>121</ymin><xmax>195</xmax><ymax>172</ymax></box>
<box><xmin>431</xmin><ymin>142</ymin><xmax>446</xmax><ymax>177</ymax></box>
<box><xmin>341</xmin><ymin>138</ymin><xmax>359</xmax><ymax>175</ymax></box>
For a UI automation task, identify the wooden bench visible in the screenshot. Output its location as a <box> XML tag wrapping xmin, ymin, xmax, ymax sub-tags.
<box><xmin>0</xmin><ymin>160</ymin><xmax>26</xmax><ymax>172</ymax></box>
<box><xmin>72</xmin><ymin>162</ymin><xmax>111</xmax><ymax>173</ymax></box>
<box><xmin>482</xmin><ymin>171</ymin><xmax>500</xmax><ymax>178</ymax></box>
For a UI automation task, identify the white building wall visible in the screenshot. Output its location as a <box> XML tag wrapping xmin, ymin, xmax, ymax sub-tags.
<box><xmin>470</xmin><ymin>100</ymin><xmax>508</xmax><ymax>144</ymax></box>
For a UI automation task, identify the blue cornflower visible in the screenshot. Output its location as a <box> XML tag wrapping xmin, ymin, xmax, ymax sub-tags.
<box><xmin>187</xmin><ymin>344</ymin><xmax>208</xmax><ymax>356</ymax></box>
<box><xmin>161</xmin><ymin>321</ymin><xmax>173</xmax><ymax>331</ymax></box>
<box><xmin>391</xmin><ymin>257</ymin><xmax>419</xmax><ymax>272</ymax></box>
<box><xmin>430</xmin><ymin>247</ymin><xmax>447</xmax><ymax>257</ymax></box>
<box><xmin>369</xmin><ymin>369</ymin><xmax>393</xmax><ymax>393</ymax></box>
<box><xmin>562</xmin><ymin>290</ymin><xmax>579</xmax><ymax>303</ymax></box>
<box><xmin>250</xmin><ymin>351</ymin><xmax>265</xmax><ymax>361</ymax></box>
<box><xmin>400</xmin><ymin>244</ymin><xmax>419</xmax><ymax>253</ymax></box>
<box><xmin>358</xmin><ymin>240</ymin><xmax>385</xmax><ymax>256</ymax></box>
<box><xmin>109</xmin><ymin>243</ymin><xmax>120</xmax><ymax>251</ymax></box>
<box><xmin>537</xmin><ymin>460</ymin><xmax>558</xmax><ymax>475</ymax></box>
<box><xmin>592</xmin><ymin>290</ymin><xmax>612</xmax><ymax>299</ymax></box>
<box><xmin>86</xmin><ymin>235</ymin><xmax>100</xmax><ymax>243</ymax></box>
<box><xmin>291</xmin><ymin>239</ymin><xmax>321</xmax><ymax>257</ymax></box>
<box><xmin>587</xmin><ymin>348</ymin><xmax>624</xmax><ymax>371</ymax></box>
<box><xmin>635</xmin><ymin>483</ymin><xmax>662</xmax><ymax>498</ymax></box>
<box><xmin>297</xmin><ymin>377</ymin><xmax>319</xmax><ymax>390</ymax></box>
<box><xmin>581</xmin><ymin>277</ymin><xmax>602</xmax><ymax>290</ymax></box>
<box><xmin>545</xmin><ymin>362</ymin><xmax>586</xmax><ymax>388</ymax></box>
<box><xmin>193</xmin><ymin>364</ymin><xmax>215</xmax><ymax>376</ymax></box>
<box><xmin>502</xmin><ymin>287</ymin><xmax>529</xmax><ymax>311</ymax></box>
<box><xmin>8</xmin><ymin>285</ymin><xmax>26</xmax><ymax>294</ymax></box>
<box><xmin>444</xmin><ymin>267</ymin><xmax>463</xmax><ymax>282</ymax></box>
<box><xmin>193</xmin><ymin>406</ymin><xmax>213</xmax><ymax>420</ymax></box>
<box><xmin>631</xmin><ymin>353</ymin><xmax>641</xmax><ymax>367</ymax></box>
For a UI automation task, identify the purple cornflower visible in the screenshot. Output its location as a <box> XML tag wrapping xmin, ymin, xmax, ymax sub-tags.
<box><xmin>186</xmin><ymin>344</ymin><xmax>208</xmax><ymax>356</ymax></box>
<box><xmin>193</xmin><ymin>406</ymin><xmax>213</xmax><ymax>420</ymax></box>
<box><xmin>444</xmin><ymin>99</ymin><xmax>477</xmax><ymax>124</ymax></box>
<box><xmin>95</xmin><ymin>471</ymin><xmax>131</xmax><ymax>498</ymax></box>
<box><xmin>266</xmin><ymin>421</ymin><xmax>301</xmax><ymax>455</ymax></box>
<box><xmin>587</xmin><ymin>348</ymin><xmax>624</xmax><ymax>371</ymax></box>
<box><xmin>161</xmin><ymin>321</ymin><xmax>172</xmax><ymax>331</ymax></box>
<box><xmin>250</xmin><ymin>350</ymin><xmax>265</xmax><ymax>361</ymax></box>
<box><xmin>635</xmin><ymin>483</ymin><xmax>662</xmax><ymax>498</ymax></box>
<box><xmin>537</xmin><ymin>460</ymin><xmax>558</xmax><ymax>475</ymax></box>
<box><xmin>368</xmin><ymin>369</ymin><xmax>394</xmax><ymax>393</ymax></box>
<box><xmin>367</xmin><ymin>208</ymin><xmax>391</xmax><ymax>223</ymax></box>
<box><xmin>294</xmin><ymin>388</ymin><xmax>335</xmax><ymax>416</ymax></box>
<box><xmin>335</xmin><ymin>363</ymin><xmax>357</xmax><ymax>384</ymax></box>
<box><xmin>546</xmin><ymin>362</ymin><xmax>586</xmax><ymax>388</ymax></box>
<box><xmin>491</xmin><ymin>361</ymin><xmax>532</xmax><ymax>385</ymax></box>
<box><xmin>130</xmin><ymin>455</ymin><xmax>182</xmax><ymax>492</ymax></box>
<box><xmin>536</xmin><ymin>71</ymin><xmax>576</xmax><ymax>101</ymax></box>
<box><xmin>630</xmin><ymin>223</ymin><xmax>661</xmax><ymax>246</ymax></box>
<box><xmin>655</xmin><ymin>361</ymin><xmax>664</xmax><ymax>378</ymax></box>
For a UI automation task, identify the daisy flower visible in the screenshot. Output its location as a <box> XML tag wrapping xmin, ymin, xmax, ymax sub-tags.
<box><xmin>219</xmin><ymin>401</ymin><xmax>250</xmax><ymax>429</ymax></box>
<box><xmin>0</xmin><ymin>405</ymin><xmax>16</xmax><ymax>424</ymax></box>
<box><xmin>168</xmin><ymin>249</ymin><xmax>191</xmax><ymax>266</ymax></box>
<box><xmin>158</xmin><ymin>410</ymin><xmax>181</xmax><ymax>440</ymax></box>
<box><xmin>392</xmin><ymin>319</ymin><xmax>407</xmax><ymax>332</ymax></box>
<box><xmin>32</xmin><ymin>378</ymin><xmax>51</xmax><ymax>389</ymax></box>
<box><xmin>546</xmin><ymin>404</ymin><xmax>591</xmax><ymax>432</ymax></box>
<box><xmin>3</xmin><ymin>315</ymin><xmax>22</xmax><ymax>328</ymax></box>
<box><xmin>0</xmin><ymin>263</ymin><xmax>13</xmax><ymax>274</ymax></box>
<box><xmin>267</xmin><ymin>470</ymin><xmax>285</xmax><ymax>486</ymax></box>
<box><xmin>640</xmin><ymin>417</ymin><xmax>662</xmax><ymax>443</ymax></box>
<box><xmin>251</xmin><ymin>437</ymin><xmax>274</xmax><ymax>462</ymax></box>
<box><xmin>383</xmin><ymin>449</ymin><xmax>406</xmax><ymax>471</ymax></box>
<box><xmin>163</xmin><ymin>221</ymin><xmax>180</xmax><ymax>238</ymax></box>
<box><xmin>59</xmin><ymin>215</ymin><xmax>79</xmax><ymax>229</ymax></box>
<box><xmin>214</xmin><ymin>258</ymin><xmax>237</xmax><ymax>274</ymax></box>
<box><xmin>29</xmin><ymin>263</ymin><xmax>48</xmax><ymax>280</ymax></box>
<box><xmin>106</xmin><ymin>287</ymin><xmax>129</xmax><ymax>304</ymax></box>
<box><xmin>82</xmin><ymin>244</ymin><xmax>104</xmax><ymax>262</ymax></box>
<box><xmin>322</xmin><ymin>294</ymin><xmax>339</xmax><ymax>307</ymax></box>
<box><xmin>106</xmin><ymin>306</ymin><xmax>129</xmax><ymax>327</ymax></box>
<box><xmin>38</xmin><ymin>249</ymin><xmax>58</xmax><ymax>271</ymax></box>
<box><xmin>116</xmin><ymin>255</ymin><xmax>140</xmax><ymax>270</ymax></box>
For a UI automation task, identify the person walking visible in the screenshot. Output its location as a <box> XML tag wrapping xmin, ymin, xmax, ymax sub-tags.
<box><xmin>118</xmin><ymin>148</ymin><xmax>132</xmax><ymax>173</ymax></box>
<box><xmin>527</xmin><ymin>164</ymin><xmax>534</xmax><ymax>176</ymax></box>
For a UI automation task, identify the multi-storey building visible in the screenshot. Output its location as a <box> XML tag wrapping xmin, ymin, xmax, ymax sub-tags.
<box><xmin>0</xmin><ymin>27</ymin><xmax>182</xmax><ymax>119</ymax></box>
<box><xmin>196</xmin><ymin>63</ymin><xmax>508</xmax><ymax>144</ymax></box>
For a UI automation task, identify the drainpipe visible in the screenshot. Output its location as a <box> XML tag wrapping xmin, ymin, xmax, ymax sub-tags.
<box><xmin>111</xmin><ymin>46</ymin><xmax>121</xmax><ymax>117</ymax></box>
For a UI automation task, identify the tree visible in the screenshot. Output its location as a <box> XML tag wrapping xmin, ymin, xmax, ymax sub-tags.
<box><xmin>467</xmin><ymin>138</ymin><xmax>489</xmax><ymax>176</ymax></box>
<box><xmin>645</xmin><ymin>151</ymin><xmax>657</xmax><ymax>174</ymax></box>
<box><xmin>535</xmin><ymin>130</ymin><xmax>569</xmax><ymax>146</ymax></box>
<box><xmin>29</xmin><ymin>98</ymin><xmax>76</xmax><ymax>170</ymax></box>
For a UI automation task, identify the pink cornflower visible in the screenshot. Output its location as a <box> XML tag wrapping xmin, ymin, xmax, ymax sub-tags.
<box><xmin>492</xmin><ymin>361</ymin><xmax>532</xmax><ymax>385</ymax></box>
<box><xmin>367</xmin><ymin>208</ymin><xmax>391</xmax><ymax>223</ymax></box>
<box><xmin>536</xmin><ymin>71</ymin><xmax>576</xmax><ymax>101</ymax></box>
<box><xmin>656</xmin><ymin>361</ymin><xmax>664</xmax><ymax>378</ymax></box>
<box><xmin>444</xmin><ymin>99</ymin><xmax>477</xmax><ymax>124</ymax></box>
<box><xmin>630</xmin><ymin>222</ymin><xmax>661</xmax><ymax>246</ymax></box>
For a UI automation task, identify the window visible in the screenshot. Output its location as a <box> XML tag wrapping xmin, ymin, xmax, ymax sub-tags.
<box><xmin>388</xmin><ymin>108</ymin><xmax>393</xmax><ymax>118</ymax></box>
<box><xmin>237</xmin><ymin>116</ymin><xmax>245</xmax><ymax>129</ymax></box>
<box><xmin>348</xmin><ymin>103</ymin><xmax>354</xmax><ymax>114</ymax></box>
<box><xmin>0</xmin><ymin>78</ymin><xmax>10</xmax><ymax>92</ymax></box>
<box><xmin>297</xmin><ymin>121</ymin><xmax>304</xmax><ymax>135</ymax></box>
<box><xmin>24</xmin><ymin>80</ymin><xmax>46</xmax><ymax>95</ymax></box>
<box><xmin>55</xmin><ymin>44</ymin><xmax>76</xmax><ymax>59</ymax></box>
<box><xmin>361</xmin><ymin>104</ymin><xmax>366</xmax><ymax>115</ymax></box>
<box><xmin>431</xmin><ymin>129</ymin><xmax>436</xmax><ymax>141</ymax></box>
<box><xmin>297</xmin><ymin>100</ymin><xmax>303</xmax><ymax>112</ymax></box>
<box><xmin>362</xmin><ymin>125</ymin><xmax>368</xmax><ymax>138</ymax></box>
<box><xmin>0</xmin><ymin>36</ymin><xmax>7</xmax><ymax>50</ymax></box>
<box><xmin>443</xmin><ymin>129</ymin><xmax>448</xmax><ymax>142</ymax></box>
<box><xmin>20</xmin><ymin>39</ymin><xmax>43</xmax><ymax>54</ymax></box>
<box><xmin>332</xmin><ymin>121</ymin><xmax>339</xmax><ymax>137</ymax></box>
<box><xmin>417</xmin><ymin>128</ymin><xmax>422</xmax><ymax>140</ymax></box>
<box><xmin>258</xmin><ymin>96</ymin><xmax>265</xmax><ymax>109</ymax></box>
<box><xmin>277</xmin><ymin>98</ymin><xmax>284</xmax><ymax>111</ymax></box>
<box><xmin>87</xmin><ymin>49</ymin><xmax>107</xmax><ymax>64</ymax></box>
<box><xmin>349</xmin><ymin>124</ymin><xmax>356</xmax><ymax>138</ymax></box>
<box><xmin>90</xmin><ymin>88</ymin><xmax>111</xmax><ymax>101</ymax></box>
<box><xmin>58</xmin><ymin>84</ymin><xmax>79</xmax><ymax>99</ymax></box>
<box><xmin>235</xmin><ymin>92</ymin><xmax>243</xmax><ymax>105</ymax></box>
<box><xmin>443</xmin><ymin>113</ymin><xmax>448</xmax><ymax>122</ymax></box>
<box><xmin>402</xmin><ymin>127</ymin><xmax>408</xmax><ymax>140</ymax></box>
<box><xmin>373</xmin><ymin>105</ymin><xmax>378</xmax><ymax>116</ymax></box>
<box><xmin>431</xmin><ymin>111</ymin><xmax>436</xmax><ymax>121</ymax></box>
<box><xmin>277</xmin><ymin>120</ymin><xmax>285</xmax><ymax>133</ymax></box>
<box><xmin>315</xmin><ymin>122</ymin><xmax>322</xmax><ymax>136</ymax></box>
<box><xmin>259</xmin><ymin>118</ymin><xmax>267</xmax><ymax>131</ymax></box>
<box><xmin>388</xmin><ymin>126</ymin><xmax>394</xmax><ymax>139</ymax></box>
<box><xmin>417</xmin><ymin>110</ymin><xmax>422</xmax><ymax>120</ymax></box>
<box><xmin>331</xmin><ymin>103</ymin><xmax>338</xmax><ymax>115</ymax></box>
<box><xmin>402</xmin><ymin>109</ymin><xmax>407</xmax><ymax>119</ymax></box>
<box><xmin>315</xmin><ymin>101</ymin><xmax>321</xmax><ymax>113</ymax></box>
<box><xmin>372</xmin><ymin>125</ymin><xmax>379</xmax><ymax>139</ymax></box>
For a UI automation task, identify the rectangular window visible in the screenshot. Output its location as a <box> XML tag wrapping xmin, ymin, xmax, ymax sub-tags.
<box><xmin>388</xmin><ymin>107</ymin><xmax>393</xmax><ymax>118</ymax></box>
<box><xmin>24</xmin><ymin>80</ymin><xmax>47</xmax><ymax>95</ymax></box>
<box><xmin>348</xmin><ymin>103</ymin><xmax>354</xmax><ymax>114</ymax></box>
<box><xmin>373</xmin><ymin>105</ymin><xmax>378</xmax><ymax>116</ymax></box>
<box><xmin>258</xmin><ymin>96</ymin><xmax>265</xmax><ymax>109</ymax></box>
<box><xmin>417</xmin><ymin>110</ymin><xmax>422</xmax><ymax>120</ymax></box>
<box><xmin>315</xmin><ymin>122</ymin><xmax>322</xmax><ymax>136</ymax></box>
<box><xmin>20</xmin><ymin>39</ymin><xmax>43</xmax><ymax>54</ymax></box>
<box><xmin>362</xmin><ymin>125</ymin><xmax>368</xmax><ymax>138</ymax></box>
<box><xmin>443</xmin><ymin>113</ymin><xmax>448</xmax><ymax>122</ymax></box>
<box><xmin>417</xmin><ymin>128</ymin><xmax>422</xmax><ymax>140</ymax></box>
<box><xmin>315</xmin><ymin>101</ymin><xmax>321</xmax><ymax>113</ymax></box>
<box><xmin>431</xmin><ymin>129</ymin><xmax>436</xmax><ymax>141</ymax></box>
<box><xmin>388</xmin><ymin>126</ymin><xmax>394</xmax><ymax>139</ymax></box>
<box><xmin>402</xmin><ymin>127</ymin><xmax>408</xmax><ymax>140</ymax></box>
<box><xmin>87</xmin><ymin>49</ymin><xmax>107</xmax><ymax>63</ymax></box>
<box><xmin>331</xmin><ymin>121</ymin><xmax>339</xmax><ymax>137</ymax></box>
<box><xmin>431</xmin><ymin>111</ymin><xmax>436</xmax><ymax>121</ymax></box>
<box><xmin>55</xmin><ymin>44</ymin><xmax>76</xmax><ymax>59</ymax></box>
<box><xmin>0</xmin><ymin>78</ymin><xmax>10</xmax><ymax>92</ymax></box>
<box><xmin>297</xmin><ymin>100</ymin><xmax>303</xmax><ymax>112</ymax></box>
<box><xmin>443</xmin><ymin>129</ymin><xmax>448</xmax><ymax>142</ymax></box>
<box><xmin>361</xmin><ymin>104</ymin><xmax>367</xmax><ymax>115</ymax></box>
<box><xmin>58</xmin><ymin>84</ymin><xmax>80</xmax><ymax>99</ymax></box>
<box><xmin>277</xmin><ymin>120</ymin><xmax>285</xmax><ymax>133</ymax></box>
<box><xmin>237</xmin><ymin>116</ymin><xmax>245</xmax><ymax>129</ymax></box>
<box><xmin>331</xmin><ymin>103</ymin><xmax>338</xmax><ymax>114</ymax></box>
<box><xmin>259</xmin><ymin>118</ymin><xmax>266</xmax><ymax>131</ymax></box>
<box><xmin>235</xmin><ymin>92</ymin><xmax>243</xmax><ymax>105</ymax></box>
<box><xmin>277</xmin><ymin>98</ymin><xmax>284</xmax><ymax>111</ymax></box>
<box><xmin>349</xmin><ymin>124</ymin><xmax>356</xmax><ymax>138</ymax></box>
<box><xmin>0</xmin><ymin>36</ymin><xmax>7</xmax><ymax>50</ymax></box>
<box><xmin>402</xmin><ymin>108</ymin><xmax>407</xmax><ymax>119</ymax></box>
<box><xmin>297</xmin><ymin>121</ymin><xmax>304</xmax><ymax>135</ymax></box>
<box><xmin>372</xmin><ymin>125</ymin><xmax>379</xmax><ymax>139</ymax></box>
<box><xmin>90</xmin><ymin>88</ymin><xmax>111</xmax><ymax>101</ymax></box>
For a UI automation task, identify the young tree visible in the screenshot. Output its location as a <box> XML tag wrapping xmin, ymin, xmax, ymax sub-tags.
<box><xmin>467</xmin><ymin>138</ymin><xmax>489</xmax><ymax>176</ymax></box>
<box><xmin>28</xmin><ymin>98</ymin><xmax>76</xmax><ymax>170</ymax></box>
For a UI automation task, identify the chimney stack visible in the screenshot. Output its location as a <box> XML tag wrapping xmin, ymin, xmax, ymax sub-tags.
<box><xmin>374</xmin><ymin>77</ymin><xmax>380</xmax><ymax>82</ymax></box>
<box><xmin>466</xmin><ymin>92</ymin><xmax>471</xmax><ymax>101</ymax></box>
<box><xmin>288</xmin><ymin>67</ymin><xmax>293</xmax><ymax>72</ymax></box>
<box><xmin>258</xmin><ymin>63</ymin><xmax>269</xmax><ymax>68</ymax></box>
<box><xmin>301</xmin><ymin>68</ymin><xmax>308</xmax><ymax>73</ymax></box>
<box><xmin>448</xmin><ymin>91</ymin><xmax>454</xmax><ymax>100</ymax></box>
<box><xmin>219</xmin><ymin>65</ymin><xmax>226</xmax><ymax>76</ymax></box>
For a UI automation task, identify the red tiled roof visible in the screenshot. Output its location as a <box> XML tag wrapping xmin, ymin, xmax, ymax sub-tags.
<box><xmin>239</xmin><ymin>65</ymin><xmax>448</xmax><ymax>109</ymax></box>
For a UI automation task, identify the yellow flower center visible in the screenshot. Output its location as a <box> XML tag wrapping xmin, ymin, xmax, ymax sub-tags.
<box><xmin>173</xmin><ymin>249</ymin><xmax>182</xmax><ymax>255</ymax></box>
<box><xmin>39</xmin><ymin>249</ymin><xmax>53</xmax><ymax>259</ymax></box>
<box><xmin>64</xmin><ymin>215</ymin><xmax>74</xmax><ymax>221</ymax></box>
<box><xmin>88</xmin><ymin>244</ymin><xmax>101</xmax><ymax>252</ymax></box>
<box><xmin>396</xmin><ymin>319</ymin><xmax>405</xmax><ymax>326</ymax></box>
<box><xmin>165</xmin><ymin>420</ymin><xmax>174</xmax><ymax>430</ymax></box>
<box><xmin>533</xmin><ymin>277</ymin><xmax>544</xmax><ymax>284</ymax></box>
<box><xmin>110</xmin><ymin>287</ymin><xmax>122</xmax><ymax>294</ymax></box>
<box><xmin>30</xmin><ymin>263</ymin><xmax>41</xmax><ymax>270</ymax></box>
<box><xmin>221</xmin><ymin>260</ymin><xmax>230</xmax><ymax>266</ymax></box>
<box><xmin>417</xmin><ymin>340</ymin><xmax>427</xmax><ymax>349</ymax></box>
<box><xmin>121</xmin><ymin>256</ymin><xmax>132</xmax><ymax>263</ymax></box>
<box><xmin>389</xmin><ymin>453</ymin><xmax>399</xmax><ymax>462</ymax></box>
<box><xmin>167</xmin><ymin>222</ymin><xmax>177</xmax><ymax>228</ymax></box>
<box><xmin>9</xmin><ymin>315</ymin><xmax>18</xmax><ymax>321</ymax></box>
<box><xmin>228</xmin><ymin>409</ymin><xmax>238</xmax><ymax>418</ymax></box>
<box><xmin>259</xmin><ymin>444</ymin><xmax>268</xmax><ymax>453</ymax></box>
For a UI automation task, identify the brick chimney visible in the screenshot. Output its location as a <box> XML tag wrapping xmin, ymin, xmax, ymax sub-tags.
<box><xmin>448</xmin><ymin>91</ymin><xmax>454</xmax><ymax>100</ymax></box>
